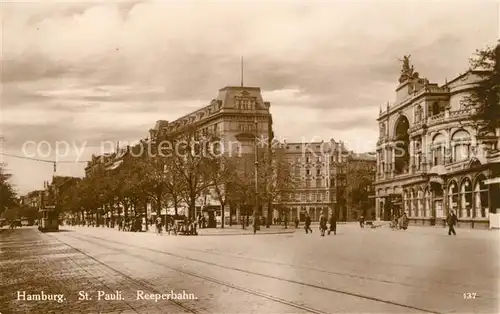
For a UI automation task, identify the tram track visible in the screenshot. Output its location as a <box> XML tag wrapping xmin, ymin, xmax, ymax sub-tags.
<box><xmin>43</xmin><ymin>232</ymin><xmax>198</xmax><ymax>314</ymax></box>
<box><xmin>52</xmin><ymin>232</ymin><xmax>330</xmax><ymax>314</ymax></box>
<box><xmin>149</xmin><ymin>239</ymin><xmax>483</xmax><ymax>296</ymax></box>
<box><xmin>63</xmin><ymin>231</ymin><xmax>442</xmax><ymax>314</ymax></box>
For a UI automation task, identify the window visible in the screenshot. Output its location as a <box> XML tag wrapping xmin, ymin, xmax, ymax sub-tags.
<box><xmin>306</xmin><ymin>156</ymin><xmax>310</xmax><ymax>163</ymax></box>
<box><xmin>432</xmin><ymin>133</ymin><xmax>446</xmax><ymax>166</ymax></box>
<box><xmin>306</xmin><ymin>169</ymin><xmax>310</xmax><ymax>176</ymax></box>
<box><xmin>316</xmin><ymin>169</ymin><xmax>321</xmax><ymax>176</ymax></box>
<box><xmin>316</xmin><ymin>156</ymin><xmax>321</xmax><ymax>162</ymax></box>
<box><xmin>451</xmin><ymin>130</ymin><xmax>471</xmax><ymax>163</ymax></box>
<box><xmin>301</xmin><ymin>193</ymin><xmax>306</xmax><ymax>201</ymax></box>
<box><xmin>316</xmin><ymin>178</ymin><xmax>322</xmax><ymax>187</ymax></box>
<box><xmin>305</xmin><ymin>179</ymin><xmax>311</xmax><ymax>188</ymax></box>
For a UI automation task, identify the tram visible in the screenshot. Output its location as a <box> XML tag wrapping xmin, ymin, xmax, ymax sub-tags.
<box><xmin>38</xmin><ymin>206</ymin><xmax>59</xmax><ymax>232</ymax></box>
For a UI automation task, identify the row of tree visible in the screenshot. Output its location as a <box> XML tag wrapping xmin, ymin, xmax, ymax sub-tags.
<box><xmin>0</xmin><ymin>162</ymin><xmax>17</xmax><ymax>217</ymax></box>
<box><xmin>1</xmin><ymin>136</ymin><xmax>18</xmax><ymax>217</ymax></box>
<box><xmin>57</xmin><ymin>126</ymin><xmax>297</xmax><ymax>227</ymax></box>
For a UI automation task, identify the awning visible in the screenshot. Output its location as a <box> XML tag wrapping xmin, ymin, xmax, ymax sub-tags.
<box><xmin>484</xmin><ymin>177</ymin><xmax>500</xmax><ymax>185</ymax></box>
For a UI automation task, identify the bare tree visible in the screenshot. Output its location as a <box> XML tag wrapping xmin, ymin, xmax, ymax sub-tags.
<box><xmin>204</xmin><ymin>154</ymin><xmax>237</xmax><ymax>228</ymax></box>
<box><xmin>167</xmin><ymin>126</ymin><xmax>216</xmax><ymax>219</ymax></box>
<box><xmin>259</xmin><ymin>148</ymin><xmax>297</xmax><ymax>223</ymax></box>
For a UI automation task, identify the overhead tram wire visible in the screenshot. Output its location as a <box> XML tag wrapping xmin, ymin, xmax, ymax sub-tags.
<box><xmin>0</xmin><ymin>152</ymin><xmax>90</xmax><ymax>163</ymax></box>
<box><xmin>0</xmin><ymin>152</ymin><xmax>90</xmax><ymax>173</ymax></box>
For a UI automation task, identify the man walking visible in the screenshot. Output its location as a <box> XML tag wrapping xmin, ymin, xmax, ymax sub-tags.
<box><xmin>304</xmin><ymin>213</ymin><xmax>312</xmax><ymax>234</ymax></box>
<box><xmin>284</xmin><ymin>214</ymin><xmax>288</xmax><ymax>229</ymax></box>
<box><xmin>447</xmin><ymin>210</ymin><xmax>458</xmax><ymax>236</ymax></box>
<box><xmin>155</xmin><ymin>216</ymin><xmax>162</xmax><ymax>235</ymax></box>
<box><xmin>328</xmin><ymin>212</ymin><xmax>337</xmax><ymax>235</ymax></box>
<box><xmin>319</xmin><ymin>211</ymin><xmax>328</xmax><ymax>237</ymax></box>
<box><xmin>253</xmin><ymin>214</ymin><xmax>259</xmax><ymax>234</ymax></box>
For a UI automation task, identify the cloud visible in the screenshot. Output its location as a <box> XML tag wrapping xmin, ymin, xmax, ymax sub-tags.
<box><xmin>1</xmin><ymin>0</ymin><xmax>498</xmax><ymax>194</ymax></box>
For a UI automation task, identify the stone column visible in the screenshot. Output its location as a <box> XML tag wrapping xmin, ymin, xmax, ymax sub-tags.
<box><xmin>383</xmin><ymin>146</ymin><xmax>388</xmax><ymax>179</ymax></box>
<box><xmin>409</xmin><ymin>139</ymin><xmax>414</xmax><ymax>174</ymax></box>
<box><xmin>391</xmin><ymin>146</ymin><xmax>396</xmax><ymax>177</ymax></box>
<box><xmin>442</xmin><ymin>183</ymin><xmax>448</xmax><ymax>225</ymax></box>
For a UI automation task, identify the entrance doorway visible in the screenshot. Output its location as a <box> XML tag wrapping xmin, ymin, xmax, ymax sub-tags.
<box><xmin>430</xmin><ymin>182</ymin><xmax>444</xmax><ymax>218</ymax></box>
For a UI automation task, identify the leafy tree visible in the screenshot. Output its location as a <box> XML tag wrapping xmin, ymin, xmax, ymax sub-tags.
<box><xmin>463</xmin><ymin>42</ymin><xmax>500</xmax><ymax>142</ymax></box>
<box><xmin>343</xmin><ymin>158</ymin><xmax>376</xmax><ymax>220</ymax></box>
<box><xmin>0</xmin><ymin>162</ymin><xmax>17</xmax><ymax>216</ymax></box>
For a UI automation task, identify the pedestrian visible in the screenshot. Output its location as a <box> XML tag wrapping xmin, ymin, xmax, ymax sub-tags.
<box><xmin>156</xmin><ymin>216</ymin><xmax>162</xmax><ymax>235</ymax></box>
<box><xmin>400</xmin><ymin>212</ymin><xmax>409</xmax><ymax>230</ymax></box>
<box><xmin>253</xmin><ymin>214</ymin><xmax>259</xmax><ymax>234</ymax></box>
<box><xmin>328</xmin><ymin>212</ymin><xmax>337</xmax><ymax>235</ymax></box>
<box><xmin>304</xmin><ymin>213</ymin><xmax>312</xmax><ymax>234</ymax></box>
<box><xmin>319</xmin><ymin>211</ymin><xmax>328</xmax><ymax>236</ymax></box>
<box><xmin>294</xmin><ymin>217</ymin><xmax>299</xmax><ymax>228</ymax></box>
<box><xmin>447</xmin><ymin>210</ymin><xmax>458</xmax><ymax>236</ymax></box>
<box><xmin>359</xmin><ymin>215</ymin><xmax>365</xmax><ymax>228</ymax></box>
<box><xmin>284</xmin><ymin>214</ymin><xmax>288</xmax><ymax>229</ymax></box>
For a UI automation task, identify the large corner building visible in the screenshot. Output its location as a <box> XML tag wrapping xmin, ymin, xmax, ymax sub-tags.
<box><xmin>374</xmin><ymin>57</ymin><xmax>500</xmax><ymax>228</ymax></box>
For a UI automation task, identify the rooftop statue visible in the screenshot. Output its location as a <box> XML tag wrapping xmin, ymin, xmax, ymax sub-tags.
<box><xmin>398</xmin><ymin>54</ymin><xmax>419</xmax><ymax>83</ymax></box>
<box><xmin>399</xmin><ymin>55</ymin><xmax>411</xmax><ymax>74</ymax></box>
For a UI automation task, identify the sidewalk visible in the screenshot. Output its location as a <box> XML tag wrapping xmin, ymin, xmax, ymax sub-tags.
<box><xmin>65</xmin><ymin>224</ymin><xmax>296</xmax><ymax>236</ymax></box>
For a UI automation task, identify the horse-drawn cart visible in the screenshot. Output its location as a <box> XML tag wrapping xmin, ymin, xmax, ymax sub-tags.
<box><xmin>173</xmin><ymin>220</ymin><xmax>197</xmax><ymax>236</ymax></box>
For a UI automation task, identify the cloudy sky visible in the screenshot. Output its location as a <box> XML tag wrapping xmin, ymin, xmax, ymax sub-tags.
<box><xmin>1</xmin><ymin>0</ymin><xmax>498</xmax><ymax>194</ymax></box>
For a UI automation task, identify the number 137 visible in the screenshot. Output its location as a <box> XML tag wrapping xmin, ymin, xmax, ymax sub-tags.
<box><xmin>463</xmin><ymin>293</ymin><xmax>477</xmax><ymax>299</ymax></box>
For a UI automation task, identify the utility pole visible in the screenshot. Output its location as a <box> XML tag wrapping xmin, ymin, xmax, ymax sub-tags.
<box><xmin>266</xmin><ymin>115</ymin><xmax>273</xmax><ymax>228</ymax></box>
<box><xmin>253</xmin><ymin>118</ymin><xmax>259</xmax><ymax>233</ymax></box>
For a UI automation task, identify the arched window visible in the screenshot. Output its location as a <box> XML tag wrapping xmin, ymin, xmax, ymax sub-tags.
<box><xmin>474</xmin><ymin>175</ymin><xmax>489</xmax><ymax>218</ymax></box>
<box><xmin>460</xmin><ymin>178</ymin><xmax>473</xmax><ymax>218</ymax></box>
<box><xmin>432</xmin><ymin>133</ymin><xmax>446</xmax><ymax>166</ymax></box>
<box><xmin>448</xmin><ymin>181</ymin><xmax>459</xmax><ymax>216</ymax></box>
<box><xmin>451</xmin><ymin>130</ymin><xmax>471</xmax><ymax>162</ymax></box>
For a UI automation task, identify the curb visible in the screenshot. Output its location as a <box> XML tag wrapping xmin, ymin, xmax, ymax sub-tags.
<box><xmin>198</xmin><ymin>230</ymin><xmax>296</xmax><ymax>236</ymax></box>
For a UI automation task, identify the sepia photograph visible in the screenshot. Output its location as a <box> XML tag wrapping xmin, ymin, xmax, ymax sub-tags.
<box><xmin>1</xmin><ymin>1</ymin><xmax>499</xmax><ymax>313</ymax></box>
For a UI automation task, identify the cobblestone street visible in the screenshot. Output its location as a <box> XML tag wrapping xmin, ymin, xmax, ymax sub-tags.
<box><xmin>1</xmin><ymin>225</ymin><xmax>498</xmax><ymax>313</ymax></box>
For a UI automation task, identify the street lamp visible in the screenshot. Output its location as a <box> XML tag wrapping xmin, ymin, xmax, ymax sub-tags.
<box><xmin>254</xmin><ymin>118</ymin><xmax>259</xmax><ymax>229</ymax></box>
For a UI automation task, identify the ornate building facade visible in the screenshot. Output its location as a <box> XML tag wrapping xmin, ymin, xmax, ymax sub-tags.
<box><xmin>149</xmin><ymin>86</ymin><xmax>272</xmax><ymax>156</ymax></box>
<box><xmin>149</xmin><ymin>86</ymin><xmax>273</xmax><ymax>221</ymax></box>
<box><xmin>279</xmin><ymin>140</ymin><xmax>376</xmax><ymax>222</ymax></box>
<box><xmin>374</xmin><ymin>56</ymin><xmax>500</xmax><ymax>228</ymax></box>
